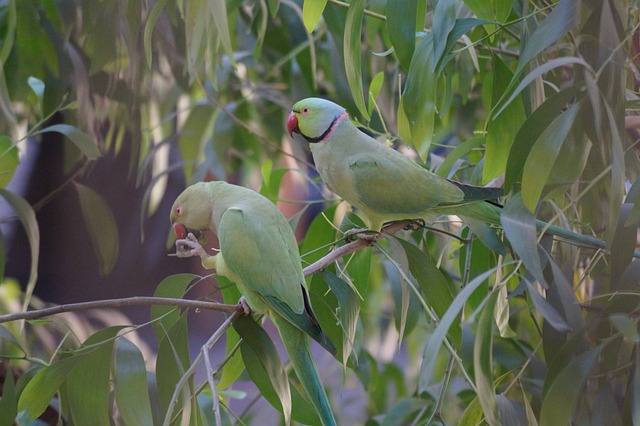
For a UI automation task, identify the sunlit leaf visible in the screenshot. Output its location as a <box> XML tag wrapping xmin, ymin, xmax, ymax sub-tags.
<box><xmin>432</xmin><ymin>0</ymin><xmax>458</xmax><ymax>65</ymax></box>
<box><xmin>151</xmin><ymin>273</ymin><xmax>199</xmax><ymax>340</ymax></box>
<box><xmin>74</xmin><ymin>183</ymin><xmax>119</xmax><ymax>276</ymax></box>
<box><xmin>484</xmin><ymin>54</ymin><xmax>525</xmax><ymax>183</ymax></box>
<box><xmin>0</xmin><ymin>135</ymin><xmax>18</xmax><ymax>188</ymax></box>
<box><xmin>302</xmin><ymin>0</ymin><xmax>328</xmax><ymax>33</ymax></box>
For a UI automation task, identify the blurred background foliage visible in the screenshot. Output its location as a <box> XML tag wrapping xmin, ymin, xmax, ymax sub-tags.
<box><xmin>1</xmin><ymin>0</ymin><xmax>640</xmax><ymax>424</ymax></box>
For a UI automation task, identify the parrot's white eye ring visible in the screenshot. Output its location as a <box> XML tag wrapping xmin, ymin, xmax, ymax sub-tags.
<box><xmin>176</xmin><ymin>205</ymin><xmax>184</xmax><ymax>216</ymax></box>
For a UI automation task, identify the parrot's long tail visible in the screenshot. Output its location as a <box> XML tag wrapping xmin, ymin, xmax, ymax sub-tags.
<box><xmin>273</xmin><ymin>315</ymin><xmax>337</xmax><ymax>426</ymax></box>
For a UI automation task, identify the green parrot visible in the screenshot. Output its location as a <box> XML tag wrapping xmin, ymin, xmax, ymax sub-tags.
<box><xmin>170</xmin><ymin>181</ymin><xmax>337</xmax><ymax>426</ymax></box>
<box><xmin>287</xmin><ymin>97</ymin><xmax>611</xmax><ymax>252</ymax></box>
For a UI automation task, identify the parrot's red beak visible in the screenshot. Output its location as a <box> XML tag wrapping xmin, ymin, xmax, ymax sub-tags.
<box><xmin>286</xmin><ymin>112</ymin><xmax>299</xmax><ymax>137</ymax></box>
<box><xmin>173</xmin><ymin>223</ymin><xmax>188</xmax><ymax>239</ymax></box>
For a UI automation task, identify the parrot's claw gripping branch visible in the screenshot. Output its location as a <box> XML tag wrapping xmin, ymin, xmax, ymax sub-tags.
<box><xmin>237</xmin><ymin>296</ymin><xmax>252</xmax><ymax>316</ymax></box>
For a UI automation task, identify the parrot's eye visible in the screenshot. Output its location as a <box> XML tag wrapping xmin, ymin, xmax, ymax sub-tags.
<box><xmin>175</xmin><ymin>205</ymin><xmax>184</xmax><ymax>216</ymax></box>
<box><xmin>301</xmin><ymin>107</ymin><xmax>310</xmax><ymax>115</ymax></box>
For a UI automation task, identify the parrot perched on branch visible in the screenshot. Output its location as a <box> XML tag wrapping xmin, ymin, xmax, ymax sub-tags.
<box><xmin>287</xmin><ymin>97</ymin><xmax>614</xmax><ymax>253</ymax></box>
<box><xmin>170</xmin><ymin>181</ymin><xmax>337</xmax><ymax>426</ymax></box>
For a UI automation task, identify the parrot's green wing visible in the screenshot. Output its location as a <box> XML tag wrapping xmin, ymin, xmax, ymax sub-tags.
<box><xmin>348</xmin><ymin>149</ymin><xmax>468</xmax><ymax>214</ymax></box>
<box><xmin>218</xmin><ymin>207</ymin><xmax>336</xmax><ymax>355</ymax></box>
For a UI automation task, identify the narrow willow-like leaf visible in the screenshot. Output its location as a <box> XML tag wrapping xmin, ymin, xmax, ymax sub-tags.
<box><xmin>459</xmin><ymin>396</ymin><xmax>484</xmax><ymax>425</ymax></box>
<box><xmin>0</xmin><ymin>188</ymin><xmax>39</xmax><ymax>311</ymax></box>
<box><xmin>0</xmin><ymin>364</ymin><xmax>16</xmax><ymax>425</ymax></box>
<box><xmin>143</xmin><ymin>0</ymin><xmax>170</xmax><ymax>67</ymax></box>
<box><xmin>474</xmin><ymin>292</ymin><xmax>499</xmax><ymax>425</ymax></box>
<box><xmin>485</xmin><ymin>55</ymin><xmax>525</xmax><ymax>183</ymax></box>
<box><xmin>207</xmin><ymin>0</ymin><xmax>236</xmax><ymax>67</ymax></box>
<box><xmin>402</xmin><ymin>33</ymin><xmax>437</xmax><ymax>160</ymax></box>
<box><xmin>302</xmin><ymin>0</ymin><xmax>328</xmax><ymax>33</ymax></box>
<box><xmin>501</xmin><ymin>194</ymin><xmax>547</xmax><ymax>287</ymax></box>
<box><xmin>155</xmin><ymin>314</ymin><xmax>192</xmax><ymax>417</ymax></box>
<box><xmin>419</xmin><ymin>267</ymin><xmax>497</xmax><ymax>391</ymax></box>
<box><xmin>367</xmin><ymin>71</ymin><xmax>384</xmax><ymax>117</ymax></box>
<box><xmin>234</xmin><ymin>315</ymin><xmax>292</xmax><ymax>425</ymax></box>
<box><xmin>436</xmin><ymin>137</ymin><xmax>484</xmax><ymax>178</ymax></box>
<box><xmin>392</xmin><ymin>237</ymin><xmax>461</xmax><ymax>346</ymax></box>
<box><xmin>504</xmin><ymin>85</ymin><xmax>583</xmax><ymax>191</ymax></box>
<box><xmin>74</xmin><ymin>183</ymin><xmax>119</xmax><ymax>276</ymax></box>
<box><xmin>432</xmin><ymin>0</ymin><xmax>458</xmax><ymax>65</ymax></box>
<box><xmin>540</xmin><ymin>346</ymin><xmax>600</xmax><ymax>424</ymax></box>
<box><xmin>114</xmin><ymin>337</ymin><xmax>154</xmax><ymax>426</ymax></box>
<box><xmin>179</xmin><ymin>104</ymin><xmax>216</xmax><ymax>183</ymax></box>
<box><xmin>465</xmin><ymin>0</ymin><xmax>512</xmax><ymax>23</ymax></box>
<box><xmin>344</xmin><ymin>0</ymin><xmax>368</xmax><ymax>120</ymax></box>
<box><xmin>515</xmin><ymin>0</ymin><xmax>577</xmax><ymax>77</ymax></box>
<box><xmin>387</xmin><ymin>0</ymin><xmax>417</xmax><ymax>71</ymax></box>
<box><xmin>66</xmin><ymin>338</ymin><xmax>114</xmax><ymax>425</ymax></box>
<box><xmin>34</xmin><ymin>124</ymin><xmax>101</xmax><ymax>159</ymax></box>
<box><xmin>521</xmin><ymin>103</ymin><xmax>580</xmax><ymax>212</ymax></box>
<box><xmin>0</xmin><ymin>135</ymin><xmax>18</xmax><ymax>188</ymax></box>
<box><xmin>320</xmin><ymin>270</ymin><xmax>359</xmax><ymax>364</ymax></box>
<box><xmin>150</xmin><ymin>273</ymin><xmax>199</xmax><ymax>341</ymax></box>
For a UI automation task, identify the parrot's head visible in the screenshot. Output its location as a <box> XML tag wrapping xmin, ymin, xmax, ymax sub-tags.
<box><xmin>287</xmin><ymin>98</ymin><xmax>348</xmax><ymax>143</ymax></box>
<box><xmin>170</xmin><ymin>182</ymin><xmax>212</xmax><ymax>242</ymax></box>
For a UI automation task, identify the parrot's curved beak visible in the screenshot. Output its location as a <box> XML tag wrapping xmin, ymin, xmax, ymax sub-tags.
<box><xmin>173</xmin><ymin>222</ymin><xmax>205</xmax><ymax>242</ymax></box>
<box><xmin>286</xmin><ymin>112</ymin><xmax>299</xmax><ymax>137</ymax></box>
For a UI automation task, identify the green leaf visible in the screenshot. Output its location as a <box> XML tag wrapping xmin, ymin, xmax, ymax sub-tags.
<box><xmin>465</xmin><ymin>0</ymin><xmax>513</xmax><ymax>23</ymax></box>
<box><xmin>0</xmin><ymin>364</ymin><xmax>17</xmax><ymax>425</ymax></box>
<box><xmin>178</xmin><ymin>103</ymin><xmax>217</xmax><ymax>183</ymax></box>
<box><xmin>484</xmin><ymin>54</ymin><xmax>525</xmax><ymax>183</ymax></box>
<box><xmin>302</xmin><ymin>0</ymin><xmax>328</xmax><ymax>33</ymax></box>
<box><xmin>34</xmin><ymin>124</ymin><xmax>101</xmax><ymax>160</ymax></box>
<box><xmin>436</xmin><ymin>137</ymin><xmax>484</xmax><ymax>178</ymax></box>
<box><xmin>367</xmin><ymin>71</ymin><xmax>384</xmax><ymax>117</ymax></box>
<box><xmin>0</xmin><ymin>135</ymin><xmax>19</xmax><ymax>188</ymax></box>
<box><xmin>419</xmin><ymin>267</ymin><xmax>497</xmax><ymax>391</ymax></box>
<box><xmin>216</xmin><ymin>325</ymin><xmax>245</xmax><ymax>390</ymax></box>
<box><xmin>73</xmin><ymin>183</ymin><xmax>119</xmax><ymax>276</ymax></box>
<box><xmin>155</xmin><ymin>313</ymin><xmax>192</xmax><ymax>415</ymax></box>
<box><xmin>393</xmin><ymin>237</ymin><xmax>461</xmax><ymax>347</ymax></box>
<box><xmin>504</xmin><ymin>85</ymin><xmax>584</xmax><ymax>192</ymax></box>
<box><xmin>18</xmin><ymin>357</ymin><xmax>81</xmax><ymax>419</ymax></box>
<box><xmin>515</xmin><ymin>0</ymin><xmax>577</xmax><ymax>77</ymax></box>
<box><xmin>208</xmin><ymin>0</ymin><xmax>237</xmax><ymax>67</ymax></box>
<box><xmin>114</xmin><ymin>337</ymin><xmax>154</xmax><ymax>426</ymax></box>
<box><xmin>609</xmin><ymin>313</ymin><xmax>640</xmax><ymax>343</ymax></box>
<box><xmin>143</xmin><ymin>0</ymin><xmax>171</xmax><ymax>67</ymax></box>
<box><xmin>234</xmin><ymin>315</ymin><xmax>292</xmax><ymax>425</ymax></box>
<box><xmin>521</xmin><ymin>103</ymin><xmax>580</xmax><ymax>211</ymax></box>
<box><xmin>320</xmin><ymin>270</ymin><xmax>360</xmax><ymax>364</ymax></box>
<box><xmin>540</xmin><ymin>346</ymin><xmax>600</xmax><ymax>425</ymax></box>
<box><xmin>387</xmin><ymin>0</ymin><xmax>418</xmax><ymax>70</ymax></box>
<box><xmin>432</xmin><ymin>0</ymin><xmax>459</xmax><ymax>65</ymax></box>
<box><xmin>0</xmin><ymin>188</ymin><xmax>39</xmax><ymax>311</ymax></box>
<box><xmin>344</xmin><ymin>0</ymin><xmax>368</xmax><ymax>120</ymax></box>
<box><xmin>66</xmin><ymin>337</ymin><xmax>114</xmax><ymax>425</ymax></box>
<box><xmin>151</xmin><ymin>273</ymin><xmax>199</xmax><ymax>341</ymax></box>
<box><xmin>402</xmin><ymin>33</ymin><xmax>437</xmax><ymax>160</ymax></box>
<box><xmin>474</xmin><ymin>292</ymin><xmax>499</xmax><ymax>426</ymax></box>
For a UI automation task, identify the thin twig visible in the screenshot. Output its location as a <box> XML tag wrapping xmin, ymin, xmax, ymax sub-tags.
<box><xmin>163</xmin><ymin>309</ymin><xmax>242</xmax><ymax>426</ymax></box>
<box><xmin>0</xmin><ymin>296</ymin><xmax>237</xmax><ymax>324</ymax></box>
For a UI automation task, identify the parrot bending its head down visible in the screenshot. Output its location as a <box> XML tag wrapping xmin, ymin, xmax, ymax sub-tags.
<box><xmin>170</xmin><ymin>181</ymin><xmax>337</xmax><ymax>426</ymax></box>
<box><xmin>287</xmin><ymin>97</ymin><xmax>503</xmax><ymax>232</ymax></box>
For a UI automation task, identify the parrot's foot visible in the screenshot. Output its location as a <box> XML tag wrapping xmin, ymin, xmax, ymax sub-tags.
<box><xmin>236</xmin><ymin>296</ymin><xmax>252</xmax><ymax>316</ymax></box>
<box><xmin>176</xmin><ymin>233</ymin><xmax>208</xmax><ymax>261</ymax></box>
<box><xmin>404</xmin><ymin>219</ymin><xmax>426</xmax><ymax>231</ymax></box>
<box><xmin>344</xmin><ymin>228</ymin><xmax>381</xmax><ymax>243</ymax></box>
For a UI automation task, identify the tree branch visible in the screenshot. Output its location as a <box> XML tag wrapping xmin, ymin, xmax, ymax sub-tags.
<box><xmin>0</xmin><ymin>220</ymin><xmax>414</xmax><ymax>325</ymax></box>
<box><xmin>0</xmin><ymin>296</ymin><xmax>238</xmax><ymax>324</ymax></box>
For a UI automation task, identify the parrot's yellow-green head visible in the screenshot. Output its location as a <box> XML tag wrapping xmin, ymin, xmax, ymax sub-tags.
<box><xmin>170</xmin><ymin>182</ymin><xmax>213</xmax><ymax>241</ymax></box>
<box><xmin>287</xmin><ymin>98</ymin><xmax>348</xmax><ymax>143</ymax></box>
